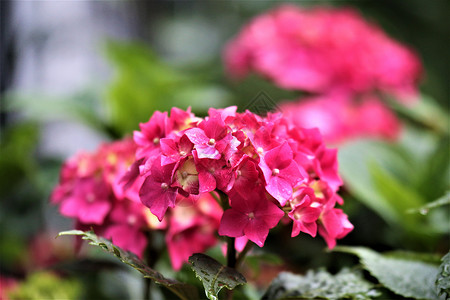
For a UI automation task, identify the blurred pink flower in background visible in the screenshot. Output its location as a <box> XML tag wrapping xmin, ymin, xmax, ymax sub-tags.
<box><xmin>225</xmin><ymin>5</ymin><xmax>422</xmax><ymax>102</ymax></box>
<box><xmin>279</xmin><ymin>93</ymin><xmax>401</xmax><ymax>144</ymax></box>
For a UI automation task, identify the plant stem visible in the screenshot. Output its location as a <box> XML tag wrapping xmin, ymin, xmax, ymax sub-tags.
<box><xmin>227</xmin><ymin>237</ymin><xmax>236</xmax><ymax>268</ymax></box>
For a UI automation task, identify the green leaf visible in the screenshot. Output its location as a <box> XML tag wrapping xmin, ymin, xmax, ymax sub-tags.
<box><xmin>262</xmin><ymin>268</ymin><xmax>380</xmax><ymax>300</ymax></box>
<box><xmin>339</xmin><ymin>139</ymin><xmax>425</xmax><ymax>228</ymax></box>
<box><xmin>436</xmin><ymin>252</ymin><xmax>450</xmax><ymax>298</ymax></box>
<box><xmin>188</xmin><ymin>253</ymin><xmax>246</xmax><ymax>300</ymax></box>
<box><xmin>58</xmin><ymin>230</ymin><xmax>199</xmax><ymax>300</ymax></box>
<box><xmin>389</xmin><ymin>94</ymin><xmax>450</xmax><ymax>135</ymax></box>
<box><xmin>408</xmin><ymin>191</ymin><xmax>450</xmax><ymax>215</ymax></box>
<box><xmin>335</xmin><ymin>246</ymin><xmax>441</xmax><ymax>299</ymax></box>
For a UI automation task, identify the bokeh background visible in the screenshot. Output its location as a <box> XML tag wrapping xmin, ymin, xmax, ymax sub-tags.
<box><xmin>1</xmin><ymin>1</ymin><xmax>449</xmax><ymax>299</ymax></box>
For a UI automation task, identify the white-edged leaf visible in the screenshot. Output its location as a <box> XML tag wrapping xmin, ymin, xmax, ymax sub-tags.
<box><xmin>262</xmin><ymin>268</ymin><xmax>380</xmax><ymax>300</ymax></box>
<box><xmin>335</xmin><ymin>246</ymin><xmax>441</xmax><ymax>300</ymax></box>
<box><xmin>189</xmin><ymin>253</ymin><xmax>246</xmax><ymax>300</ymax></box>
<box><xmin>58</xmin><ymin>230</ymin><xmax>199</xmax><ymax>300</ymax></box>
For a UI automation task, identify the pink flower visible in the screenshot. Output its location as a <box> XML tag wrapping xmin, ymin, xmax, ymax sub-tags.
<box><xmin>219</xmin><ymin>190</ymin><xmax>284</xmax><ymax>247</ymax></box>
<box><xmin>130</xmin><ymin>107</ymin><xmax>352</xmax><ymax>249</ymax></box>
<box><xmin>103</xmin><ymin>201</ymin><xmax>148</xmax><ymax>258</ymax></box>
<box><xmin>318</xmin><ymin>207</ymin><xmax>354</xmax><ymax>249</ymax></box>
<box><xmin>51</xmin><ymin>138</ymin><xmax>152</xmax><ymax>258</ymax></box>
<box><xmin>58</xmin><ymin>178</ymin><xmax>111</xmax><ymax>225</ymax></box>
<box><xmin>288</xmin><ymin>187</ymin><xmax>321</xmax><ymax>237</ymax></box>
<box><xmin>279</xmin><ymin>94</ymin><xmax>401</xmax><ymax>144</ymax></box>
<box><xmin>166</xmin><ymin>194</ymin><xmax>222</xmax><ymax>270</ymax></box>
<box><xmin>139</xmin><ymin>157</ymin><xmax>179</xmax><ymax>221</ymax></box>
<box><xmin>259</xmin><ymin>142</ymin><xmax>306</xmax><ymax>205</ymax></box>
<box><xmin>225</xmin><ymin>5</ymin><xmax>422</xmax><ymax>102</ymax></box>
<box><xmin>184</xmin><ymin>115</ymin><xmax>235</xmax><ymax>159</ymax></box>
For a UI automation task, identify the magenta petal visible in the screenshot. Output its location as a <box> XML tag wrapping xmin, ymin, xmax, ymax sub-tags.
<box><xmin>301</xmin><ymin>207</ymin><xmax>321</xmax><ymax>223</ymax></box>
<box><xmin>266</xmin><ymin>176</ymin><xmax>292</xmax><ymax>205</ymax></box>
<box><xmin>299</xmin><ymin>221</ymin><xmax>318</xmax><ymax>237</ymax></box>
<box><xmin>255</xmin><ymin>201</ymin><xmax>284</xmax><ymax>228</ymax></box>
<box><xmin>196</xmin><ymin>144</ymin><xmax>220</xmax><ymax>159</ymax></box>
<box><xmin>244</xmin><ymin>220</ymin><xmax>269</xmax><ymax>247</ymax></box>
<box><xmin>218</xmin><ymin>209</ymin><xmax>247</xmax><ymax>237</ymax></box>
<box><xmin>104</xmin><ymin>225</ymin><xmax>147</xmax><ymax>258</ymax></box>
<box><xmin>185</xmin><ymin>128</ymin><xmax>209</xmax><ymax>145</ymax></box>
<box><xmin>199</xmin><ymin>170</ymin><xmax>216</xmax><ymax>193</ymax></box>
<box><xmin>139</xmin><ymin>177</ymin><xmax>177</xmax><ymax>221</ymax></box>
<box><xmin>264</xmin><ymin>142</ymin><xmax>293</xmax><ymax>170</ymax></box>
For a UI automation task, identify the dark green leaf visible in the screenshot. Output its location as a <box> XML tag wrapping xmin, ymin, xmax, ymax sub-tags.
<box><xmin>335</xmin><ymin>246</ymin><xmax>441</xmax><ymax>299</ymax></box>
<box><xmin>436</xmin><ymin>252</ymin><xmax>450</xmax><ymax>298</ymax></box>
<box><xmin>262</xmin><ymin>268</ymin><xmax>380</xmax><ymax>300</ymax></box>
<box><xmin>58</xmin><ymin>230</ymin><xmax>199</xmax><ymax>300</ymax></box>
<box><xmin>188</xmin><ymin>253</ymin><xmax>246</xmax><ymax>300</ymax></box>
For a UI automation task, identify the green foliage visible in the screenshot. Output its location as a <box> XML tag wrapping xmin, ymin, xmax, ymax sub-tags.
<box><xmin>408</xmin><ymin>191</ymin><xmax>450</xmax><ymax>216</ymax></box>
<box><xmin>188</xmin><ymin>253</ymin><xmax>247</xmax><ymax>300</ymax></box>
<box><xmin>436</xmin><ymin>252</ymin><xmax>450</xmax><ymax>298</ymax></box>
<box><xmin>338</xmin><ymin>126</ymin><xmax>449</xmax><ymax>243</ymax></box>
<box><xmin>8</xmin><ymin>272</ymin><xmax>80</xmax><ymax>300</ymax></box>
<box><xmin>389</xmin><ymin>94</ymin><xmax>450</xmax><ymax>135</ymax></box>
<box><xmin>104</xmin><ymin>41</ymin><xmax>230</xmax><ymax>135</ymax></box>
<box><xmin>262</xmin><ymin>268</ymin><xmax>380</xmax><ymax>300</ymax></box>
<box><xmin>58</xmin><ymin>230</ymin><xmax>199</xmax><ymax>300</ymax></box>
<box><xmin>335</xmin><ymin>246</ymin><xmax>441</xmax><ymax>300</ymax></box>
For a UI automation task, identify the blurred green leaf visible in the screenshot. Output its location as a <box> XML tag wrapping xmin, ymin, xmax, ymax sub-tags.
<box><xmin>4</xmin><ymin>90</ymin><xmax>108</xmax><ymax>135</ymax></box>
<box><xmin>408</xmin><ymin>191</ymin><xmax>450</xmax><ymax>215</ymax></box>
<box><xmin>390</xmin><ymin>94</ymin><xmax>450</xmax><ymax>135</ymax></box>
<box><xmin>436</xmin><ymin>252</ymin><xmax>450</xmax><ymax>299</ymax></box>
<box><xmin>335</xmin><ymin>246</ymin><xmax>442</xmax><ymax>300</ymax></box>
<box><xmin>8</xmin><ymin>272</ymin><xmax>81</xmax><ymax>300</ymax></box>
<box><xmin>58</xmin><ymin>230</ymin><xmax>199</xmax><ymax>300</ymax></box>
<box><xmin>104</xmin><ymin>41</ymin><xmax>230</xmax><ymax>135</ymax></box>
<box><xmin>188</xmin><ymin>253</ymin><xmax>246</xmax><ymax>300</ymax></box>
<box><xmin>262</xmin><ymin>268</ymin><xmax>380</xmax><ymax>300</ymax></box>
<box><xmin>338</xmin><ymin>131</ymin><xmax>448</xmax><ymax>239</ymax></box>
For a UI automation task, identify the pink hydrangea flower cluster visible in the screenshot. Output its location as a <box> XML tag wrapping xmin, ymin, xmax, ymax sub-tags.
<box><xmin>52</xmin><ymin>137</ymin><xmax>222</xmax><ymax>269</ymax></box>
<box><xmin>51</xmin><ymin>138</ymin><xmax>150</xmax><ymax>257</ymax></box>
<box><xmin>129</xmin><ymin>107</ymin><xmax>352</xmax><ymax>250</ymax></box>
<box><xmin>278</xmin><ymin>93</ymin><xmax>402</xmax><ymax>144</ymax></box>
<box><xmin>224</xmin><ymin>5</ymin><xmax>422</xmax><ymax>101</ymax></box>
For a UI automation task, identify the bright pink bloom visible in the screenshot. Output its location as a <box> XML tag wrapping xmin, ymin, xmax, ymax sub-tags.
<box><xmin>58</xmin><ymin>178</ymin><xmax>111</xmax><ymax>225</ymax></box>
<box><xmin>318</xmin><ymin>207</ymin><xmax>354</xmax><ymax>249</ymax></box>
<box><xmin>166</xmin><ymin>194</ymin><xmax>222</xmax><ymax>270</ymax></box>
<box><xmin>51</xmin><ymin>138</ymin><xmax>152</xmax><ymax>258</ymax></box>
<box><xmin>130</xmin><ymin>107</ymin><xmax>352</xmax><ymax>249</ymax></box>
<box><xmin>225</xmin><ymin>5</ymin><xmax>422</xmax><ymax>102</ymax></box>
<box><xmin>139</xmin><ymin>157</ymin><xmax>179</xmax><ymax>221</ymax></box>
<box><xmin>219</xmin><ymin>190</ymin><xmax>284</xmax><ymax>247</ymax></box>
<box><xmin>288</xmin><ymin>187</ymin><xmax>321</xmax><ymax>237</ymax></box>
<box><xmin>103</xmin><ymin>201</ymin><xmax>148</xmax><ymax>257</ymax></box>
<box><xmin>259</xmin><ymin>142</ymin><xmax>306</xmax><ymax>205</ymax></box>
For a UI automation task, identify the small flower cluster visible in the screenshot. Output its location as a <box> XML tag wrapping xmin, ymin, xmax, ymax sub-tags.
<box><xmin>224</xmin><ymin>5</ymin><xmax>422</xmax><ymax>101</ymax></box>
<box><xmin>129</xmin><ymin>107</ymin><xmax>352</xmax><ymax>250</ymax></box>
<box><xmin>51</xmin><ymin>138</ymin><xmax>150</xmax><ymax>257</ymax></box>
<box><xmin>51</xmin><ymin>137</ymin><xmax>222</xmax><ymax>269</ymax></box>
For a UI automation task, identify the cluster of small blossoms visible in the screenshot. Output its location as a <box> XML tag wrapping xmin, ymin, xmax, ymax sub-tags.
<box><xmin>51</xmin><ymin>138</ymin><xmax>150</xmax><ymax>257</ymax></box>
<box><xmin>51</xmin><ymin>137</ymin><xmax>223</xmax><ymax>269</ymax></box>
<box><xmin>128</xmin><ymin>106</ymin><xmax>352</xmax><ymax>251</ymax></box>
<box><xmin>224</xmin><ymin>5</ymin><xmax>422</xmax><ymax>102</ymax></box>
